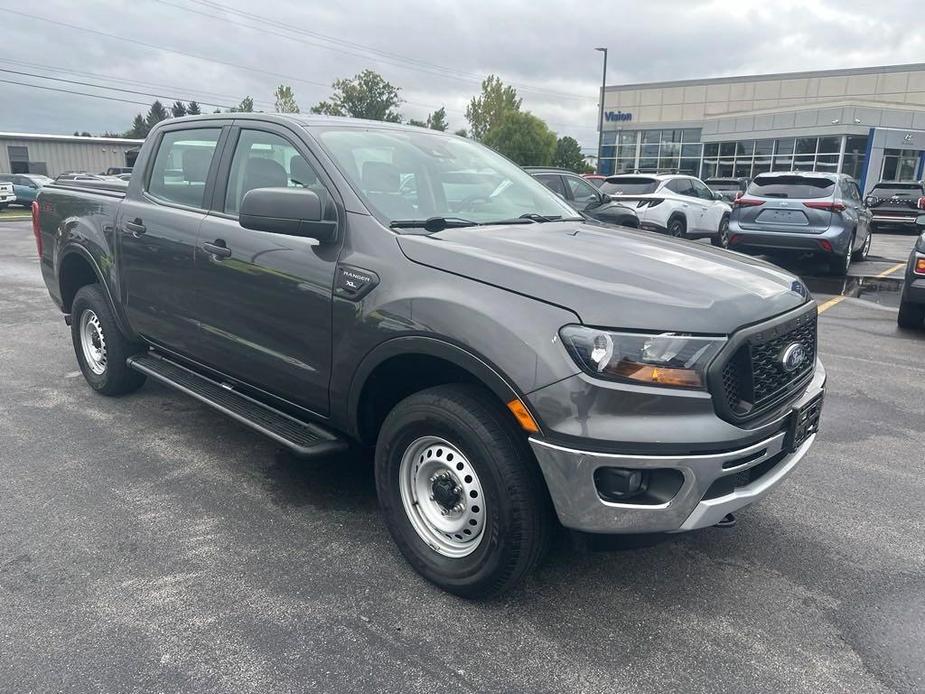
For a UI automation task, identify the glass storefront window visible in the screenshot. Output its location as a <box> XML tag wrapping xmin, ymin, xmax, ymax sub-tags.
<box><xmin>845</xmin><ymin>135</ymin><xmax>867</xmax><ymax>156</ymax></box>
<box><xmin>717</xmin><ymin>161</ymin><xmax>734</xmax><ymax>177</ymax></box>
<box><xmin>841</xmin><ymin>155</ymin><xmax>864</xmax><ymax>180</ymax></box>
<box><xmin>600</xmin><ymin>159</ymin><xmax>615</xmax><ymax>176</ymax></box>
<box><xmin>733</xmin><ymin>161</ymin><xmax>752</xmax><ymax>177</ymax></box>
<box><xmin>795</xmin><ymin>138</ymin><xmax>817</xmax><ymax>155</ymax></box>
<box><xmin>793</xmin><ymin>156</ymin><xmax>815</xmax><ymax>171</ymax></box>
<box><xmin>679</xmin><ymin>158</ymin><xmax>700</xmax><ymax>176</ymax></box>
<box><xmin>815</xmin><ymin>155</ymin><xmax>838</xmax><ymax>172</ymax></box>
<box><xmin>661</xmin><ymin>129</ymin><xmax>683</xmax><ymax>143</ymax></box>
<box><xmin>703</xmin><ymin>143</ymin><xmax>719</xmax><ymax>157</ymax></box>
<box><xmin>638</xmin><ymin>157</ymin><xmax>657</xmax><ymax>171</ymax></box>
<box><xmin>754</xmin><ymin>140</ymin><xmax>773</xmax><ymax>156</ymax></box>
<box><xmin>618</xmin><ymin>131</ymin><xmax>638</xmax><ymax>146</ymax></box>
<box><xmin>773</xmin><ymin>156</ymin><xmax>793</xmax><ymax>170</ymax></box>
<box><xmin>719</xmin><ymin>142</ymin><xmax>736</xmax><ymax>157</ymax></box>
<box><xmin>736</xmin><ymin>141</ymin><xmax>754</xmax><ymax>157</ymax></box>
<box><xmin>642</xmin><ymin>130</ymin><xmax>661</xmax><ymax>144</ymax></box>
<box><xmin>640</xmin><ymin>144</ymin><xmax>659</xmax><ymax>159</ymax></box>
<box><xmin>601</xmin><ymin>131</ymin><xmax>617</xmax><ymax>145</ymax></box>
<box><xmin>681</xmin><ymin>143</ymin><xmax>701</xmax><ymax>157</ymax></box>
<box><xmin>817</xmin><ymin>137</ymin><xmax>840</xmax><ymax>154</ymax></box>
<box><xmin>701</xmin><ymin>160</ymin><xmax>718</xmax><ymax>178</ymax></box>
<box><xmin>681</xmin><ymin>129</ymin><xmax>701</xmax><ymax>143</ymax></box>
<box><xmin>775</xmin><ymin>139</ymin><xmax>795</xmax><ymax>156</ymax></box>
<box><xmin>753</xmin><ymin>160</ymin><xmax>771</xmax><ymax>175</ymax></box>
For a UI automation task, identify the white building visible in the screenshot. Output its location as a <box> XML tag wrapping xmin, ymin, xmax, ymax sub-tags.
<box><xmin>599</xmin><ymin>62</ymin><xmax>925</xmax><ymax>194</ymax></box>
<box><xmin>0</xmin><ymin>132</ymin><xmax>143</xmax><ymax>178</ymax></box>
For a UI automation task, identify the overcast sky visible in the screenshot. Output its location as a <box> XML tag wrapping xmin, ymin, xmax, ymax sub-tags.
<box><xmin>1</xmin><ymin>0</ymin><xmax>923</xmax><ymax>151</ymax></box>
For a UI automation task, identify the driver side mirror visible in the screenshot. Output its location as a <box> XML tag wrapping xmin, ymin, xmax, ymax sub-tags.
<box><xmin>600</xmin><ymin>192</ymin><xmax>612</xmax><ymax>203</ymax></box>
<box><xmin>240</xmin><ymin>187</ymin><xmax>336</xmax><ymax>242</ymax></box>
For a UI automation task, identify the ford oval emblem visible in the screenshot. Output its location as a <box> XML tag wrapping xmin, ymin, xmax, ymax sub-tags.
<box><xmin>780</xmin><ymin>343</ymin><xmax>806</xmax><ymax>372</ymax></box>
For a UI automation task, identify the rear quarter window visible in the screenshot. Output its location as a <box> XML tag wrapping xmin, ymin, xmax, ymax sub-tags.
<box><xmin>600</xmin><ymin>177</ymin><xmax>659</xmax><ymax>195</ymax></box>
<box><xmin>747</xmin><ymin>175</ymin><xmax>835</xmax><ymax>199</ymax></box>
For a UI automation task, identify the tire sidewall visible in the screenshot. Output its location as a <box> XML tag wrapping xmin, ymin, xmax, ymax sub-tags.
<box><xmin>375</xmin><ymin>397</ymin><xmax>529</xmax><ymax>594</ymax></box>
<box><xmin>71</xmin><ymin>291</ymin><xmax>112</xmax><ymax>391</ymax></box>
<box><xmin>668</xmin><ymin>216</ymin><xmax>685</xmax><ymax>237</ymax></box>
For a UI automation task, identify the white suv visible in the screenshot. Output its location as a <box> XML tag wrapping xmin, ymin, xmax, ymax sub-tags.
<box><xmin>600</xmin><ymin>174</ymin><xmax>732</xmax><ymax>247</ymax></box>
<box><xmin>0</xmin><ymin>181</ymin><xmax>14</xmax><ymax>210</ymax></box>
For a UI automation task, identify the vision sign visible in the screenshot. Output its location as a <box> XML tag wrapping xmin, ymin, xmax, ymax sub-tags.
<box><xmin>604</xmin><ymin>111</ymin><xmax>632</xmax><ymax>123</ymax></box>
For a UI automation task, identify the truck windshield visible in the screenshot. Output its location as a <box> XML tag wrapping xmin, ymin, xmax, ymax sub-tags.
<box><xmin>313</xmin><ymin>126</ymin><xmax>580</xmax><ymax>228</ymax></box>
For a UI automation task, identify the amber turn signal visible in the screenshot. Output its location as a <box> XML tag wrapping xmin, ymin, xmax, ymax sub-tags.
<box><xmin>507</xmin><ymin>398</ymin><xmax>540</xmax><ymax>433</ymax></box>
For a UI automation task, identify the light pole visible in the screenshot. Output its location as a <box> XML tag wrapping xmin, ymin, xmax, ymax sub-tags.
<box><xmin>595</xmin><ymin>47</ymin><xmax>608</xmax><ymax>175</ymax></box>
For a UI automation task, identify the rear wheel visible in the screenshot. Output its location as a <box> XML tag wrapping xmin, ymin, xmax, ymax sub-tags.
<box><xmin>827</xmin><ymin>235</ymin><xmax>854</xmax><ymax>277</ymax></box>
<box><xmin>897</xmin><ymin>300</ymin><xmax>925</xmax><ymax>329</ymax></box>
<box><xmin>711</xmin><ymin>215</ymin><xmax>730</xmax><ymax>247</ymax></box>
<box><xmin>852</xmin><ymin>232</ymin><xmax>871</xmax><ymax>261</ymax></box>
<box><xmin>667</xmin><ymin>216</ymin><xmax>686</xmax><ymax>238</ymax></box>
<box><xmin>375</xmin><ymin>384</ymin><xmax>552</xmax><ymax>598</ymax></box>
<box><xmin>71</xmin><ymin>284</ymin><xmax>147</xmax><ymax>395</ymax></box>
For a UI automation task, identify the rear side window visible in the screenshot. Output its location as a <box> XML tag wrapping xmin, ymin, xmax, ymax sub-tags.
<box><xmin>600</xmin><ymin>177</ymin><xmax>658</xmax><ymax>195</ymax></box>
<box><xmin>146</xmin><ymin>128</ymin><xmax>222</xmax><ymax>209</ymax></box>
<box><xmin>747</xmin><ymin>175</ymin><xmax>835</xmax><ymax>199</ymax></box>
<box><xmin>534</xmin><ymin>174</ymin><xmax>566</xmax><ymax>197</ymax></box>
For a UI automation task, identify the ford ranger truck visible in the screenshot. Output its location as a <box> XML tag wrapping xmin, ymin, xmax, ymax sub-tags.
<box><xmin>34</xmin><ymin>114</ymin><xmax>825</xmax><ymax>598</ymax></box>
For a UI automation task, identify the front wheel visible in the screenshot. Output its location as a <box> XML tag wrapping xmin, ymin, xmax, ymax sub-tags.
<box><xmin>375</xmin><ymin>384</ymin><xmax>552</xmax><ymax>598</ymax></box>
<box><xmin>711</xmin><ymin>215</ymin><xmax>730</xmax><ymax>247</ymax></box>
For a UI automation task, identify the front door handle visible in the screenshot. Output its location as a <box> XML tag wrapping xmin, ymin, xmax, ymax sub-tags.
<box><xmin>124</xmin><ymin>219</ymin><xmax>146</xmax><ymax>237</ymax></box>
<box><xmin>202</xmin><ymin>240</ymin><xmax>232</xmax><ymax>259</ymax></box>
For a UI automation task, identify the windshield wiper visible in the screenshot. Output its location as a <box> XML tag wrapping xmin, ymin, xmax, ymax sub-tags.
<box><xmin>389</xmin><ymin>217</ymin><xmax>481</xmax><ymax>232</ymax></box>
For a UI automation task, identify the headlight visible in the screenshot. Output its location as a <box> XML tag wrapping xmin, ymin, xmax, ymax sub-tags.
<box><xmin>559</xmin><ymin>325</ymin><xmax>726</xmax><ymax>389</ymax></box>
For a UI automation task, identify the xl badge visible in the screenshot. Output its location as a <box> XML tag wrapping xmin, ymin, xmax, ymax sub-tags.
<box><xmin>780</xmin><ymin>343</ymin><xmax>806</xmax><ymax>372</ymax></box>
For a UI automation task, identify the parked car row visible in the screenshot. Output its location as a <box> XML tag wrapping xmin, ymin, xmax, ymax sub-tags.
<box><xmin>898</xmin><ymin>214</ymin><xmax>925</xmax><ymax>329</ymax></box>
<box><xmin>0</xmin><ymin>173</ymin><xmax>53</xmax><ymax>209</ymax></box>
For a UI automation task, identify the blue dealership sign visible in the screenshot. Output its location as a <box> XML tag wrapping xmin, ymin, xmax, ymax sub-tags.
<box><xmin>604</xmin><ymin>111</ymin><xmax>632</xmax><ymax>123</ymax></box>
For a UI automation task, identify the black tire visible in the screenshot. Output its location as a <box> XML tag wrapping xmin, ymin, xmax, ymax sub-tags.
<box><xmin>667</xmin><ymin>216</ymin><xmax>686</xmax><ymax>238</ymax></box>
<box><xmin>71</xmin><ymin>284</ymin><xmax>147</xmax><ymax>396</ymax></box>
<box><xmin>711</xmin><ymin>215</ymin><xmax>730</xmax><ymax>247</ymax></box>
<box><xmin>897</xmin><ymin>300</ymin><xmax>925</xmax><ymax>329</ymax></box>
<box><xmin>852</xmin><ymin>232</ymin><xmax>871</xmax><ymax>261</ymax></box>
<box><xmin>375</xmin><ymin>384</ymin><xmax>553</xmax><ymax>599</ymax></box>
<box><xmin>826</xmin><ymin>235</ymin><xmax>853</xmax><ymax>277</ymax></box>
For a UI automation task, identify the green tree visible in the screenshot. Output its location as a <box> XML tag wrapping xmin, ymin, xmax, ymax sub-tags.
<box><xmin>170</xmin><ymin>100</ymin><xmax>188</xmax><ymax>118</ymax></box>
<box><xmin>465</xmin><ymin>75</ymin><xmax>522</xmax><ymax>141</ymax></box>
<box><xmin>426</xmin><ymin>106</ymin><xmax>448</xmax><ymax>131</ymax></box>
<box><xmin>125</xmin><ymin>114</ymin><xmax>148</xmax><ymax>139</ymax></box>
<box><xmin>552</xmin><ymin>136</ymin><xmax>586</xmax><ymax>172</ymax></box>
<box><xmin>234</xmin><ymin>96</ymin><xmax>255</xmax><ymax>113</ymax></box>
<box><xmin>186</xmin><ymin>101</ymin><xmax>202</xmax><ymax>115</ymax></box>
<box><xmin>311</xmin><ymin>69</ymin><xmax>402</xmax><ymax>122</ymax></box>
<box><xmin>483</xmin><ymin>111</ymin><xmax>556</xmax><ymax>166</ymax></box>
<box><xmin>145</xmin><ymin>100</ymin><xmax>169</xmax><ymax>130</ymax></box>
<box><xmin>408</xmin><ymin>118</ymin><xmax>427</xmax><ymax>128</ymax></box>
<box><xmin>274</xmin><ymin>84</ymin><xmax>300</xmax><ymax>113</ymax></box>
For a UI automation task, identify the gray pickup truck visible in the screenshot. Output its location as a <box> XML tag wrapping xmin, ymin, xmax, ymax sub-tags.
<box><xmin>34</xmin><ymin>113</ymin><xmax>825</xmax><ymax>597</ymax></box>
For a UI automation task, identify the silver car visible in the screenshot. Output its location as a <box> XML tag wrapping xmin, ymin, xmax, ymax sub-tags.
<box><xmin>728</xmin><ymin>172</ymin><xmax>872</xmax><ymax>276</ymax></box>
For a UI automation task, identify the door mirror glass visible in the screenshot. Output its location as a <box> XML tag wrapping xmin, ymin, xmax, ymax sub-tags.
<box><xmin>239</xmin><ymin>187</ymin><xmax>336</xmax><ymax>242</ymax></box>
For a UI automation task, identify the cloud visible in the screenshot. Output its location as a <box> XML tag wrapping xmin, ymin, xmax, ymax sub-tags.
<box><xmin>0</xmin><ymin>0</ymin><xmax>921</xmax><ymax>150</ymax></box>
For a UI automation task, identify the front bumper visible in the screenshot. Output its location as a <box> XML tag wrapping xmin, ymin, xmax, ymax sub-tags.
<box><xmin>529</xmin><ymin>368</ymin><xmax>825</xmax><ymax>534</ymax></box>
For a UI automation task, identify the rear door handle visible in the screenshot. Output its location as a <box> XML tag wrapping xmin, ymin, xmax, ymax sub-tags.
<box><xmin>202</xmin><ymin>241</ymin><xmax>231</xmax><ymax>259</ymax></box>
<box><xmin>124</xmin><ymin>220</ymin><xmax>146</xmax><ymax>237</ymax></box>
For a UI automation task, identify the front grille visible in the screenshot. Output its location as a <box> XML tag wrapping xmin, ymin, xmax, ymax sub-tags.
<box><xmin>718</xmin><ymin>309</ymin><xmax>817</xmax><ymax>422</ymax></box>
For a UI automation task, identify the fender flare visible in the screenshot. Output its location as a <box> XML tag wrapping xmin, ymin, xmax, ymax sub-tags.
<box><xmin>344</xmin><ymin>335</ymin><xmax>525</xmax><ymax>440</ymax></box>
<box><xmin>58</xmin><ymin>243</ymin><xmax>133</xmax><ymax>338</ymax></box>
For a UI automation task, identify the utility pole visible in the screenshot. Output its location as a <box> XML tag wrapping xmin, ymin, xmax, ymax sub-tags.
<box><xmin>595</xmin><ymin>47</ymin><xmax>608</xmax><ymax>175</ymax></box>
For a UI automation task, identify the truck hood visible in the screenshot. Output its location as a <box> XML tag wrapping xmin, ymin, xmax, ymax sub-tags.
<box><xmin>396</xmin><ymin>221</ymin><xmax>808</xmax><ymax>334</ymax></box>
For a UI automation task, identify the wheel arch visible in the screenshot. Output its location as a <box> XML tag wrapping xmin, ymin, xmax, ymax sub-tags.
<box><xmin>346</xmin><ymin>336</ymin><xmax>532</xmax><ymax>445</ymax></box>
<box><xmin>58</xmin><ymin>245</ymin><xmax>131</xmax><ymax>336</ymax></box>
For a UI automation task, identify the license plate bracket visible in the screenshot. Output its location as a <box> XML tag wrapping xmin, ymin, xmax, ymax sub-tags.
<box><xmin>786</xmin><ymin>392</ymin><xmax>823</xmax><ymax>452</ymax></box>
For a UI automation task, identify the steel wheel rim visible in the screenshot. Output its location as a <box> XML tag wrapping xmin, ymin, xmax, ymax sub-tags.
<box><xmin>719</xmin><ymin>218</ymin><xmax>729</xmax><ymax>246</ymax></box>
<box><xmin>79</xmin><ymin>309</ymin><xmax>107</xmax><ymax>375</ymax></box>
<box><xmin>398</xmin><ymin>436</ymin><xmax>485</xmax><ymax>558</ymax></box>
<box><xmin>863</xmin><ymin>233</ymin><xmax>871</xmax><ymax>256</ymax></box>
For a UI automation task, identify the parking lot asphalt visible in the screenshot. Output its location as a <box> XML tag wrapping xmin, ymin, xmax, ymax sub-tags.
<box><xmin>1</xmin><ymin>220</ymin><xmax>923</xmax><ymax>694</ymax></box>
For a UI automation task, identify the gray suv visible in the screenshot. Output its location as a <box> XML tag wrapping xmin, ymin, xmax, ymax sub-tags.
<box><xmin>728</xmin><ymin>172</ymin><xmax>872</xmax><ymax>276</ymax></box>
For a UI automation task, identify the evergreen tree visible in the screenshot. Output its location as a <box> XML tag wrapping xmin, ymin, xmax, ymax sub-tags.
<box><xmin>170</xmin><ymin>100</ymin><xmax>188</xmax><ymax>118</ymax></box>
<box><xmin>186</xmin><ymin>101</ymin><xmax>202</xmax><ymax>115</ymax></box>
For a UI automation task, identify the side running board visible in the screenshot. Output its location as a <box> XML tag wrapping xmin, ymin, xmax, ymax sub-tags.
<box><xmin>127</xmin><ymin>352</ymin><xmax>348</xmax><ymax>457</ymax></box>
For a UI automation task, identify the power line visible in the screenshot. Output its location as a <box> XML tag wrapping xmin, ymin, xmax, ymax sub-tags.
<box><xmin>0</xmin><ymin>67</ymin><xmax>240</xmax><ymax>110</ymax></box>
<box><xmin>0</xmin><ymin>78</ymin><xmax>152</xmax><ymax>107</ymax></box>
<box><xmin>152</xmin><ymin>0</ymin><xmax>593</xmax><ymax>102</ymax></box>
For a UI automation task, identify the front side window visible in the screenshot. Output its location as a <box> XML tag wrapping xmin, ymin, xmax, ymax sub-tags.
<box><xmin>534</xmin><ymin>174</ymin><xmax>566</xmax><ymax>197</ymax></box>
<box><xmin>315</xmin><ymin>127</ymin><xmax>579</xmax><ymax>225</ymax></box>
<box><xmin>565</xmin><ymin>176</ymin><xmax>600</xmax><ymax>205</ymax></box>
<box><xmin>223</xmin><ymin>129</ymin><xmax>329</xmax><ymax>216</ymax></box>
<box><xmin>147</xmin><ymin>128</ymin><xmax>221</xmax><ymax>208</ymax></box>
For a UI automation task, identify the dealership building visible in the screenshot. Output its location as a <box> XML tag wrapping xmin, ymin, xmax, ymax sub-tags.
<box><xmin>599</xmin><ymin>62</ymin><xmax>925</xmax><ymax>194</ymax></box>
<box><xmin>0</xmin><ymin>132</ymin><xmax>143</xmax><ymax>178</ymax></box>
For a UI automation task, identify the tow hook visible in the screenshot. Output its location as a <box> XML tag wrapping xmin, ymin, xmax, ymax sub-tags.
<box><xmin>714</xmin><ymin>513</ymin><xmax>737</xmax><ymax>528</ymax></box>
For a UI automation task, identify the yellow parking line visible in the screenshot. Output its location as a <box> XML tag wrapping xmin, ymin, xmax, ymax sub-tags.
<box><xmin>817</xmin><ymin>261</ymin><xmax>907</xmax><ymax>314</ymax></box>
